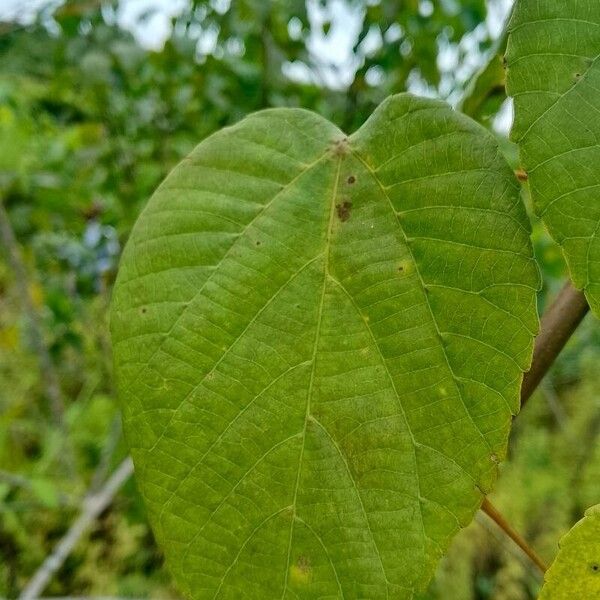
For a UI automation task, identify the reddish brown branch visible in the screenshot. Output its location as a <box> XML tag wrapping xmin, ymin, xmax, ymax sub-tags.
<box><xmin>521</xmin><ymin>281</ymin><xmax>590</xmax><ymax>406</ymax></box>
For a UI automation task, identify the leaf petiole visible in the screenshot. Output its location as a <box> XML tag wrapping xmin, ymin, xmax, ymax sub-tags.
<box><xmin>481</xmin><ymin>497</ymin><xmax>548</xmax><ymax>575</ymax></box>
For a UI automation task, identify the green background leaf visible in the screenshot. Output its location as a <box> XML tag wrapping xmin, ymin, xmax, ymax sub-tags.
<box><xmin>459</xmin><ymin>31</ymin><xmax>507</xmax><ymax>126</ymax></box>
<box><xmin>539</xmin><ymin>504</ymin><xmax>600</xmax><ymax>599</ymax></box>
<box><xmin>111</xmin><ymin>94</ymin><xmax>539</xmax><ymax>599</ymax></box>
<box><xmin>506</xmin><ymin>1</ymin><xmax>600</xmax><ymax>316</ymax></box>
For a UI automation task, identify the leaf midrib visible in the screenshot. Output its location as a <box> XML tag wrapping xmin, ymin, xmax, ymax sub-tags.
<box><xmin>280</xmin><ymin>155</ymin><xmax>393</xmax><ymax>599</ymax></box>
<box><xmin>280</xmin><ymin>156</ymin><xmax>342</xmax><ymax>599</ymax></box>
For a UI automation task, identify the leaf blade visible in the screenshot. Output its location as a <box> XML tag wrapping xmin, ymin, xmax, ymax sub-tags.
<box><xmin>506</xmin><ymin>1</ymin><xmax>600</xmax><ymax>316</ymax></box>
<box><xmin>539</xmin><ymin>505</ymin><xmax>600</xmax><ymax>599</ymax></box>
<box><xmin>112</xmin><ymin>95</ymin><xmax>539</xmax><ymax>599</ymax></box>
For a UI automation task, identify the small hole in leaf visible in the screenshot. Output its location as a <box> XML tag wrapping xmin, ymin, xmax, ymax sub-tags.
<box><xmin>255</xmin><ymin>240</ymin><xmax>261</xmax><ymax>246</ymax></box>
<box><xmin>347</xmin><ymin>175</ymin><xmax>356</xmax><ymax>184</ymax></box>
<box><xmin>141</xmin><ymin>307</ymin><xmax>147</xmax><ymax>314</ymax></box>
<box><xmin>590</xmin><ymin>563</ymin><xmax>600</xmax><ymax>573</ymax></box>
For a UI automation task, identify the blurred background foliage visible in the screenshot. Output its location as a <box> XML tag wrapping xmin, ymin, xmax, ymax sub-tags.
<box><xmin>0</xmin><ymin>1</ymin><xmax>598</xmax><ymax>598</ymax></box>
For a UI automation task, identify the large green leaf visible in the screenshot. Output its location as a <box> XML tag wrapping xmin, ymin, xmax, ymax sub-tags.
<box><xmin>506</xmin><ymin>1</ymin><xmax>600</xmax><ymax>316</ymax></box>
<box><xmin>539</xmin><ymin>505</ymin><xmax>600</xmax><ymax>599</ymax></box>
<box><xmin>111</xmin><ymin>94</ymin><xmax>539</xmax><ymax>599</ymax></box>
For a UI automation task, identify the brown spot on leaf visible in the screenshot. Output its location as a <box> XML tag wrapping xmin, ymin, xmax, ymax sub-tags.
<box><xmin>331</xmin><ymin>137</ymin><xmax>350</xmax><ymax>157</ymax></box>
<box><xmin>290</xmin><ymin>555</ymin><xmax>312</xmax><ymax>585</ymax></box>
<box><xmin>141</xmin><ymin>307</ymin><xmax>147</xmax><ymax>314</ymax></box>
<box><xmin>297</xmin><ymin>556</ymin><xmax>311</xmax><ymax>574</ymax></box>
<box><xmin>347</xmin><ymin>175</ymin><xmax>356</xmax><ymax>184</ymax></box>
<box><xmin>336</xmin><ymin>200</ymin><xmax>352</xmax><ymax>222</ymax></box>
<box><xmin>515</xmin><ymin>168</ymin><xmax>528</xmax><ymax>182</ymax></box>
